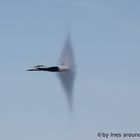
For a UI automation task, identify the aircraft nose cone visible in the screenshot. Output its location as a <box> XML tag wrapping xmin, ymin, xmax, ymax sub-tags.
<box><xmin>26</xmin><ymin>69</ymin><xmax>33</xmax><ymax>71</ymax></box>
<box><xmin>26</xmin><ymin>68</ymin><xmax>38</xmax><ymax>71</ymax></box>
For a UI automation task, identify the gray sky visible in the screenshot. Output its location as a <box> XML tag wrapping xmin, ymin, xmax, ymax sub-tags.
<box><xmin>0</xmin><ymin>0</ymin><xmax>140</xmax><ymax>139</ymax></box>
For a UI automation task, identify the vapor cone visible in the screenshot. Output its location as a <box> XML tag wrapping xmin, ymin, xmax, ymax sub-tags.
<box><xmin>57</xmin><ymin>33</ymin><xmax>76</xmax><ymax>110</ymax></box>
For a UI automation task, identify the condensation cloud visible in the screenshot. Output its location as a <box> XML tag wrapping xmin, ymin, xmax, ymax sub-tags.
<box><xmin>57</xmin><ymin>33</ymin><xmax>76</xmax><ymax>111</ymax></box>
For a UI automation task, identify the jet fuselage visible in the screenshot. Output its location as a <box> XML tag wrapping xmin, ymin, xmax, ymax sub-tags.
<box><xmin>27</xmin><ymin>65</ymin><xmax>69</xmax><ymax>72</ymax></box>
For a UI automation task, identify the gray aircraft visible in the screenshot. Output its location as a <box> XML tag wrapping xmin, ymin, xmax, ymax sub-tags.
<box><xmin>27</xmin><ymin>34</ymin><xmax>76</xmax><ymax>110</ymax></box>
<box><xmin>26</xmin><ymin>64</ymin><xmax>69</xmax><ymax>72</ymax></box>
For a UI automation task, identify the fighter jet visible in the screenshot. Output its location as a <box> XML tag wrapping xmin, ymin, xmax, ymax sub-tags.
<box><xmin>26</xmin><ymin>64</ymin><xmax>69</xmax><ymax>72</ymax></box>
<box><xmin>27</xmin><ymin>33</ymin><xmax>76</xmax><ymax>110</ymax></box>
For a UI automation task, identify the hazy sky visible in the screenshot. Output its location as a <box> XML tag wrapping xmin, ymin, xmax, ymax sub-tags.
<box><xmin>0</xmin><ymin>0</ymin><xmax>140</xmax><ymax>140</ymax></box>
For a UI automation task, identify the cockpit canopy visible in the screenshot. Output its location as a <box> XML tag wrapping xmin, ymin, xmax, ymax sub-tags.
<box><xmin>34</xmin><ymin>65</ymin><xmax>44</xmax><ymax>68</ymax></box>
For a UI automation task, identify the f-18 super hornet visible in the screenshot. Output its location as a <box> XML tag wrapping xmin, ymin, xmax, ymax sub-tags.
<box><xmin>27</xmin><ymin>33</ymin><xmax>76</xmax><ymax>110</ymax></box>
<box><xmin>26</xmin><ymin>64</ymin><xmax>69</xmax><ymax>72</ymax></box>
